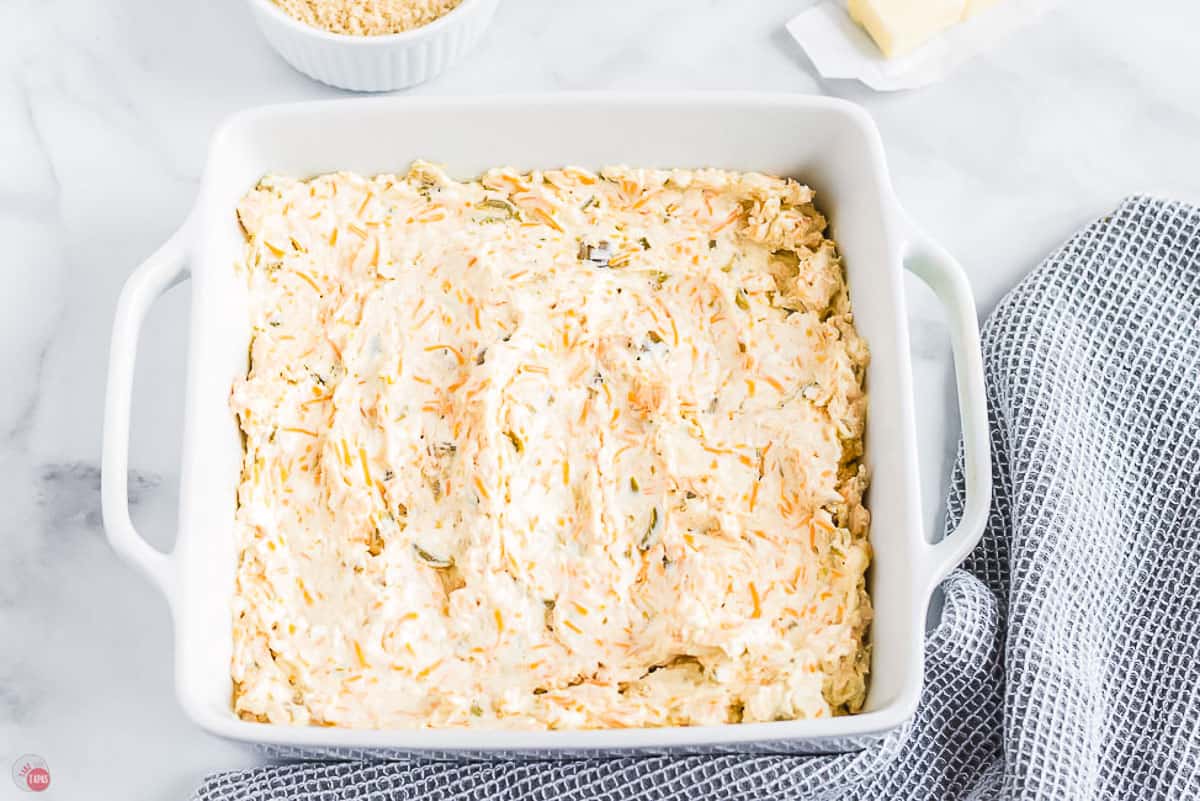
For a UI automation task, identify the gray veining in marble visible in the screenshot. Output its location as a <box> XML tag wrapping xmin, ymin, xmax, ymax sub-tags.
<box><xmin>3</xmin><ymin>0</ymin><xmax>1200</xmax><ymax>798</ymax></box>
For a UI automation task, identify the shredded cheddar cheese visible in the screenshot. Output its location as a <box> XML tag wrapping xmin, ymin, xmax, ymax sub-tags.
<box><xmin>229</xmin><ymin>161</ymin><xmax>872</xmax><ymax>730</ymax></box>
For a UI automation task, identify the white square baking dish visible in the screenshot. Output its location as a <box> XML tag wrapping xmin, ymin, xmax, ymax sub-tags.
<box><xmin>102</xmin><ymin>94</ymin><xmax>990</xmax><ymax>756</ymax></box>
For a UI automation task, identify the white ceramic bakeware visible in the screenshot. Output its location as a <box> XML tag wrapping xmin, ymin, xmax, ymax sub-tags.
<box><xmin>245</xmin><ymin>0</ymin><xmax>500</xmax><ymax>91</ymax></box>
<box><xmin>102</xmin><ymin>94</ymin><xmax>991</xmax><ymax>756</ymax></box>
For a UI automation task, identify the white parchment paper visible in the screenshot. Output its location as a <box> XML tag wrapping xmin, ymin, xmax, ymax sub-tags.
<box><xmin>786</xmin><ymin>0</ymin><xmax>1064</xmax><ymax>91</ymax></box>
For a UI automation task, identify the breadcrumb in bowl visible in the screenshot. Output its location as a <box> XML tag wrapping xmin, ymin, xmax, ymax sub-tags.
<box><xmin>269</xmin><ymin>0</ymin><xmax>464</xmax><ymax>36</ymax></box>
<box><xmin>244</xmin><ymin>0</ymin><xmax>499</xmax><ymax>91</ymax></box>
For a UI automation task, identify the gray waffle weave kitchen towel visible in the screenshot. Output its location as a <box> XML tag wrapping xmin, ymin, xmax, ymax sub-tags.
<box><xmin>193</xmin><ymin>196</ymin><xmax>1200</xmax><ymax>800</ymax></box>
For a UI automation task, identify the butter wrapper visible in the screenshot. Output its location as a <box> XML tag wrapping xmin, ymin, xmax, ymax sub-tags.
<box><xmin>786</xmin><ymin>0</ymin><xmax>1062</xmax><ymax>91</ymax></box>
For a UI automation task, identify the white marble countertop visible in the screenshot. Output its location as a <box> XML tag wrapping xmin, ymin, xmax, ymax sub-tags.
<box><xmin>3</xmin><ymin>0</ymin><xmax>1199</xmax><ymax>798</ymax></box>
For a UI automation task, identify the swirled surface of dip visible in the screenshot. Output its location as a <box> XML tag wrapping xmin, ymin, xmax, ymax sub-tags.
<box><xmin>230</xmin><ymin>162</ymin><xmax>871</xmax><ymax>729</ymax></box>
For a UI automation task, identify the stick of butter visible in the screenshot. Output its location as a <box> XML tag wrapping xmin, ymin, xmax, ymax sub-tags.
<box><xmin>848</xmin><ymin>0</ymin><xmax>1003</xmax><ymax>58</ymax></box>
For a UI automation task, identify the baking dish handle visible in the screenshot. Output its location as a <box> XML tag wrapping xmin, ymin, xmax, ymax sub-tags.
<box><xmin>101</xmin><ymin>219</ymin><xmax>193</xmax><ymax>603</ymax></box>
<box><xmin>901</xmin><ymin>220</ymin><xmax>993</xmax><ymax>589</ymax></box>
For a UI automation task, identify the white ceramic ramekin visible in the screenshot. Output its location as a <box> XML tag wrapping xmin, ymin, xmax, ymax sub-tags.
<box><xmin>102</xmin><ymin>94</ymin><xmax>991</xmax><ymax>757</ymax></box>
<box><xmin>245</xmin><ymin>0</ymin><xmax>500</xmax><ymax>91</ymax></box>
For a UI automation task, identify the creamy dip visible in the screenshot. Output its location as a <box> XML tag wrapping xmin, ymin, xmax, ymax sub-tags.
<box><xmin>230</xmin><ymin>161</ymin><xmax>871</xmax><ymax>729</ymax></box>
